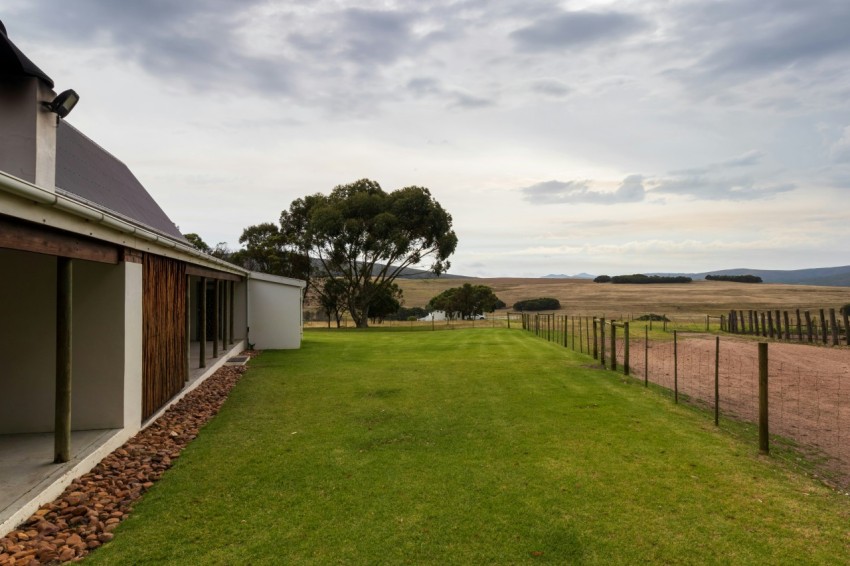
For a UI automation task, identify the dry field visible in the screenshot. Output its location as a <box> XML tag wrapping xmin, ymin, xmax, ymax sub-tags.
<box><xmin>394</xmin><ymin>277</ymin><xmax>850</xmax><ymax>317</ymax></box>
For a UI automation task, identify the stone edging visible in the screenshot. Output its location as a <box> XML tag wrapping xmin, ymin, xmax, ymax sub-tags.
<box><xmin>0</xmin><ymin>351</ymin><xmax>258</xmax><ymax>565</ymax></box>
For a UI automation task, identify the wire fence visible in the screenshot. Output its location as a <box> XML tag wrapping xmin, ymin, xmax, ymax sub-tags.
<box><xmin>517</xmin><ymin>312</ymin><xmax>850</xmax><ymax>487</ymax></box>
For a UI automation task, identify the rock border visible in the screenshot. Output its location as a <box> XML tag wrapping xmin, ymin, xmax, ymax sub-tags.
<box><xmin>0</xmin><ymin>351</ymin><xmax>258</xmax><ymax>565</ymax></box>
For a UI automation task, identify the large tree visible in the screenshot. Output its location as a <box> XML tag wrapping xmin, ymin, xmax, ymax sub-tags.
<box><xmin>281</xmin><ymin>179</ymin><xmax>457</xmax><ymax>328</ymax></box>
<box><xmin>428</xmin><ymin>283</ymin><xmax>502</xmax><ymax>320</ymax></box>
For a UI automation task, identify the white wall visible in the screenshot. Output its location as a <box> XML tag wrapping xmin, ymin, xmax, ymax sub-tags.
<box><xmin>247</xmin><ymin>274</ymin><xmax>304</xmax><ymax>350</ymax></box>
<box><xmin>0</xmin><ymin>249</ymin><xmax>56</xmax><ymax>433</ymax></box>
<box><xmin>0</xmin><ymin>250</ymin><xmax>142</xmax><ymax>433</ymax></box>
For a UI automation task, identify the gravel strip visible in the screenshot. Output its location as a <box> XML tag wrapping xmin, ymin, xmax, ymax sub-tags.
<box><xmin>0</xmin><ymin>351</ymin><xmax>258</xmax><ymax>565</ymax></box>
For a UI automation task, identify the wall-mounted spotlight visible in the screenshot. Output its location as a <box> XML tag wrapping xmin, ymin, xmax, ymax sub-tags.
<box><xmin>43</xmin><ymin>89</ymin><xmax>80</xmax><ymax>118</ymax></box>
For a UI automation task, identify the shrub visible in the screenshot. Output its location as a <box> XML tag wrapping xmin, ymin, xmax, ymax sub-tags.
<box><xmin>705</xmin><ymin>274</ymin><xmax>763</xmax><ymax>283</ymax></box>
<box><xmin>513</xmin><ymin>297</ymin><xmax>561</xmax><ymax>311</ymax></box>
<box><xmin>611</xmin><ymin>274</ymin><xmax>692</xmax><ymax>284</ymax></box>
<box><xmin>593</xmin><ymin>275</ymin><xmax>612</xmax><ymax>283</ymax></box>
<box><xmin>636</xmin><ymin>313</ymin><xmax>670</xmax><ymax>321</ymax></box>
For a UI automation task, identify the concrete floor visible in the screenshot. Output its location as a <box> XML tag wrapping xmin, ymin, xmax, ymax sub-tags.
<box><xmin>0</xmin><ymin>339</ymin><xmax>244</xmax><ymax>534</ymax></box>
<box><xmin>0</xmin><ymin>429</ymin><xmax>119</xmax><ymax>527</ymax></box>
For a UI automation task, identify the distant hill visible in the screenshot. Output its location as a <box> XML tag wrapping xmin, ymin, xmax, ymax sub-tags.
<box><xmin>541</xmin><ymin>273</ymin><xmax>596</xmax><ymax>279</ymax></box>
<box><xmin>652</xmin><ymin>265</ymin><xmax>850</xmax><ymax>287</ymax></box>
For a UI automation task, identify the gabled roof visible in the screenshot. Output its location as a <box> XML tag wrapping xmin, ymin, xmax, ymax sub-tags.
<box><xmin>0</xmin><ymin>20</ymin><xmax>54</xmax><ymax>87</ymax></box>
<box><xmin>56</xmin><ymin>121</ymin><xmax>186</xmax><ymax>242</ymax></box>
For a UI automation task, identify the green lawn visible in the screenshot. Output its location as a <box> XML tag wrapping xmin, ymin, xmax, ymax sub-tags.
<box><xmin>87</xmin><ymin>329</ymin><xmax>850</xmax><ymax>565</ymax></box>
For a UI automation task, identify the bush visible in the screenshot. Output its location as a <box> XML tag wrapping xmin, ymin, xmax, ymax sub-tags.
<box><xmin>611</xmin><ymin>274</ymin><xmax>692</xmax><ymax>284</ymax></box>
<box><xmin>636</xmin><ymin>313</ymin><xmax>670</xmax><ymax>321</ymax></box>
<box><xmin>513</xmin><ymin>297</ymin><xmax>561</xmax><ymax>311</ymax></box>
<box><xmin>705</xmin><ymin>274</ymin><xmax>762</xmax><ymax>283</ymax></box>
<box><xmin>593</xmin><ymin>275</ymin><xmax>612</xmax><ymax>283</ymax></box>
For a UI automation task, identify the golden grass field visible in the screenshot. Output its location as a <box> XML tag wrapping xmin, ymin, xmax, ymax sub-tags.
<box><xmin>393</xmin><ymin>277</ymin><xmax>850</xmax><ymax>317</ymax></box>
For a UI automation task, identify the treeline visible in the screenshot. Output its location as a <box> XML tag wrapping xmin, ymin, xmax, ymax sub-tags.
<box><xmin>705</xmin><ymin>274</ymin><xmax>763</xmax><ymax>283</ymax></box>
<box><xmin>594</xmin><ymin>274</ymin><xmax>692</xmax><ymax>284</ymax></box>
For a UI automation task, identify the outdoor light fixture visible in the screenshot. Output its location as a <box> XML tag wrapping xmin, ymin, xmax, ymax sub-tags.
<box><xmin>43</xmin><ymin>89</ymin><xmax>80</xmax><ymax>118</ymax></box>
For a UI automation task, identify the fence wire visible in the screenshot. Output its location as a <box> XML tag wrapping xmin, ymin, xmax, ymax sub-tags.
<box><xmin>519</xmin><ymin>313</ymin><xmax>850</xmax><ymax>487</ymax></box>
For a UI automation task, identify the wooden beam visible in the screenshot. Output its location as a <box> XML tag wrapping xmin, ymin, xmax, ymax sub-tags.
<box><xmin>199</xmin><ymin>277</ymin><xmax>207</xmax><ymax>368</ymax></box>
<box><xmin>213</xmin><ymin>280</ymin><xmax>220</xmax><ymax>358</ymax></box>
<box><xmin>54</xmin><ymin>257</ymin><xmax>72</xmax><ymax>463</ymax></box>
<box><xmin>0</xmin><ymin>214</ymin><xmax>118</xmax><ymax>264</ymax></box>
<box><xmin>185</xmin><ymin>264</ymin><xmax>242</xmax><ymax>282</ymax></box>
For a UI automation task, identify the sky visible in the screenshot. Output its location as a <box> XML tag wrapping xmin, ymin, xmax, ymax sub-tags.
<box><xmin>5</xmin><ymin>0</ymin><xmax>850</xmax><ymax>277</ymax></box>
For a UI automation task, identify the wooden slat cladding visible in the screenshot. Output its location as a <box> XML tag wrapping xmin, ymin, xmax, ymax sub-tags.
<box><xmin>142</xmin><ymin>254</ymin><xmax>187</xmax><ymax>419</ymax></box>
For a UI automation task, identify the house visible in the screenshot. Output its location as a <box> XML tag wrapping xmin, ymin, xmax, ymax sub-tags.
<box><xmin>0</xmin><ymin>20</ymin><xmax>305</xmax><ymax>536</ymax></box>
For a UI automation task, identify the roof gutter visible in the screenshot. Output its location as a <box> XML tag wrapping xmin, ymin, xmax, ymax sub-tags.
<box><xmin>0</xmin><ymin>169</ymin><xmax>247</xmax><ymax>275</ymax></box>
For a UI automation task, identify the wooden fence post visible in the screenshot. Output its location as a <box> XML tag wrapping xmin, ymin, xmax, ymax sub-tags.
<box><xmin>644</xmin><ymin>325</ymin><xmax>649</xmax><ymax>387</ymax></box>
<box><xmin>774</xmin><ymin>310</ymin><xmax>782</xmax><ymax>340</ymax></box>
<box><xmin>830</xmin><ymin>308</ymin><xmax>839</xmax><ymax>346</ymax></box>
<box><xmin>673</xmin><ymin>330</ymin><xmax>678</xmax><ymax>403</ymax></box>
<box><xmin>805</xmin><ymin>310</ymin><xmax>813</xmax><ymax>343</ymax></box>
<box><xmin>783</xmin><ymin>311</ymin><xmax>790</xmax><ymax>341</ymax></box>
<box><xmin>761</xmin><ymin>312</ymin><xmax>767</xmax><ymax>337</ymax></box>
<box><xmin>600</xmin><ymin>317</ymin><xmax>606</xmax><ymax>369</ymax></box>
<box><xmin>624</xmin><ymin>322</ymin><xmax>630</xmax><ymax>376</ymax></box>
<box><xmin>820</xmin><ymin>309</ymin><xmax>828</xmax><ymax>344</ymax></box>
<box><xmin>753</xmin><ymin>311</ymin><xmax>760</xmax><ymax>336</ymax></box>
<box><xmin>843</xmin><ymin>308</ymin><xmax>850</xmax><ymax>346</ymax></box>
<box><xmin>593</xmin><ymin>318</ymin><xmax>598</xmax><ymax>359</ymax></box>
<box><xmin>759</xmin><ymin>342</ymin><xmax>769</xmax><ymax>455</ymax></box>
<box><xmin>796</xmin><ymin>309</ymin><xmax>803</xmax><ymax>342</ymax></box>
<box><xmin>748</xmin><ymin>310</ymin><xmax>754</xmax><ymax>335</ymax></box>
<box><xmin>767</xmin><ymin>311</ymin><xmax>774</xmax><ymax>339</ymax></box>
<box><xmin>610</xmin><ymin>322</ymin><xmax>617</xmax><ymax>371</ymax></box>
<box><xmin>714</xmin><ymin>336</ymin><xmax>720</xmax><ymax>426</ymax></box>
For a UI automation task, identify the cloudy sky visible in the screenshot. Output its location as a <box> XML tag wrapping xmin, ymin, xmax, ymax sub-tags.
<box><xmin>5</xmin><ymin>1</ymin><xmax>850</xmax><ymax>277</ymax></box>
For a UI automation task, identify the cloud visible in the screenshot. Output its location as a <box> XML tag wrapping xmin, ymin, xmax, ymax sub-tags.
<box><xmin>652</xmin><ymin>175</ymin><xmax>794</xmax><ymax>201</ymax></box>
<box><xmin>530</xmin><ymin>79</ymin><xmax>571</xmax><ymax>98</ymax></box>
<box><xmin>522</xmin><ymin>175</ymin><xmax>646</xmax><ymax>205</ymax></box>
<box><xmin>510</xmin><ymin>10</ymin><xmax>648</xmax><ymax>52</ymax></box>
<box><xmin>830</xmin><ymin>126</ymin><xmax>850</xmax><ymax>163</ymax></box>
<box><xmin>405</xmin><ymin>76</ymin><xmax>495</xmax><ymax>109</ymax></box>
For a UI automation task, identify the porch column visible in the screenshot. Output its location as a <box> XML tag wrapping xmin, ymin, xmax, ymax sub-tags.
<box><xmin>199</xmin><ymin>277</ymin><xmax>207</xmax><ymax>368</ymax></box>
<box><xmin>219</xmin><ymin>280</ymin><xmax>225</xmax><ymax>352</ymax></box>
<box><xmin>228</xmin><ymin>281</ymin><xmax>235</xmax><ymax>345</ymax></box>
<box><xmin>213</xmin><ymin>280</ymin><xmax>219</xmax><ymax>358</ymax></box>
<box><xmin>54</xmin><ymin>257</ymin><xmax>72</xmax><ymax>463</ymax></box>
<box><xmin>185</xmin><ymin>275</ymin><xmax>191</xmax><ymax>381</ymax></box>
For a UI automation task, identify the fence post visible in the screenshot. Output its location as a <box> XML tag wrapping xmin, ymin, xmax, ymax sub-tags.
<box><xmin>624</xmin><ymin>322</ymin><xmax>630</xmax><ymax>376</ymax></box>
<box><xmin>774</xmin><ymin>310</ymin><xmax>782</xmax><ymax>340</ymax></box>
<box><xmin>663</xmin><ymin>315</ymin><xmax>667</xmax><ymax>332</ymax></box>
<box><xmin>758</xmin><ymin>342</ymin><xmax>769</xmax><ymax>455</ymax></box>
<box><xmin>760</xmin><ymin>312</ymin><xmax>767</xmax><ymax>337</ymax></box>
<box><xmin>720</xmin><ymin>314</ymin><xmax>725</xmax><ymax>332</ymax></box>
<box><xmin>795</xmin><ymin>309</ymin><xmax>803</xmax><ymax>342</ymax></box>
<box><xmin>753</xmin><ymin>311</ymin><xmax>760</xmax><ymax>336</ymax></box>
<box><xmin>673</xmin><ymin>330</ymin><xmax>678</xmax><ymax>403</ymax></box>
<box><xmin>804</xmin><ymin>311</ymin><xmax>813</xmax><ymax>342</ymax></box>
<box><xmin>600</xmin><ymin>317</ymin><xmax>606</xmax><ymax>369</ymax></box>
<box><xmin>610</xmin><ymin>322</ymin><xmax>617</xmax><ymax>371</ymax></box>
<box><xmin>783</xmin><ymin>311</ymin><xmax>791</xmax><ymax>340</ymax></box>
<box><xmin>767</xmin><ymin>311</ymin><xmax>774</xmax><ymax>339</ymax></box>
<box><xmin>748</xmin><ymin>310</ymin><xmax>754</xmax><ymax>335</ymax></box>
<box><xmin>564</xmin><ymin>315</ymin><xmax>568</xmax><ymax>347</ymax></box>
<box><xmin>572</xmin><ymin>316</ymin><xmax>576</xmax><ymax>350</ymax></box>
<box><xmin>592</xmin><ymin>318</ymin><xmax>598</xmax><ymax>359</ymax></box>
<box><xmin>843</xmin><ymin>308</ymin><xmax>850</xmax><ymax>346</ymax></box>
<box><xmin>705</xmin><ymin>315</ymin><xmax>709</xmax><ymax>332</ymax></box>
<box><xmin>829</xmin><ymin>308</ymin><xmax>839</xmax><ymax>346</ymax></box>
<box><xmin>644</xmin><ymin>325</ymin><xmax>649</xmax><ymax>387</ymax></box>
<box><xmin>820</xmin><ymin>309</ymin><xmax>828</xmax><ymax>344</ymax></box>
<box><xmin>714</xmin><ymin>336</ymin><xmax>720</xmax><ymax>426</ymax></box>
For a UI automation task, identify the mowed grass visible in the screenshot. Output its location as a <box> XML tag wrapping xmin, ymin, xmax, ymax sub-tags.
<box><xmin>87</xmin><ymin>329</ymin><xmax>850</xmax><ymax>565</ymax></box>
